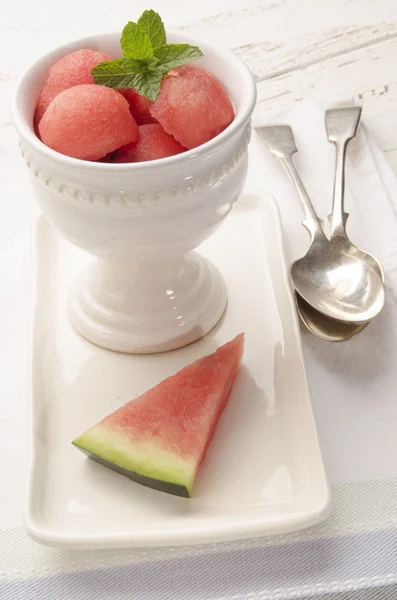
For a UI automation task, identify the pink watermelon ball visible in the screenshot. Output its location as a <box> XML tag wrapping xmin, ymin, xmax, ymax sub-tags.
<box><xmin>150</xmin><ymin>66</ymin><xmax>234</xmax><ymax>149</ymax></box>
<box><xmin>34</xmin><ymin>49</ymin><xmax>113</xmax><ymax>125</ymax></box>
<box><xmin>114</xmin><ymin>124</ymin><xmax>186</xmax><ymax>163</ymax></box>
<box><xmin>119</xmin><ymin>88</ymin><xmax>157</xmax><ymax>125</ymax></box>
<box><xmin>97</xmin><ymin>152</ymin><xmax>116</xmax><ymax>163</ymax></box>
<box><xmin>35</xmin><ymin>85</ymin><xmax>58</xmax><ymax>131</ymax></box>
<box><xmin>38</xmin><ymin>84</ymin><xmax>138</xmax><ymax>161</ymax></box>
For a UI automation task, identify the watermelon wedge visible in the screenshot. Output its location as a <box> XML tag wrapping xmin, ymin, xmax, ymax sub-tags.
<box><xmin>72</xmin><ymin>334</ymin><xmax>244</xmax><ymax>497</ymax></box>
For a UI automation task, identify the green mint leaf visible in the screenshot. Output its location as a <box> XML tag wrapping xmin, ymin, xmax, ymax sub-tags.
<box><xmin>92</xmin><ymin>59</ymin><xmax>162</xmax><ymax>99</ymax></box>
<box><xmin>137</xmin><ymin>10</ymin><xmax>166</xmax><ymax>51</ymax></box>
<box><xmin>142</xmin><ymin>55</ymin><xmax>160</xmax><ymax>70</ymax></box>
<box><xmin>122</xmin><ymin>57</ymin><xmax>159</xmax><ymax>73</ymax></box>
<box><xmin>154</xmin><ymin>44</ymin><xmax>203</xmax><ymax>71</ymax></box>
<box><xmin>92</xmin><ymin>59</ymin><xmax>142</xmax><ymax>88</ymax></box>
<box><xmin>132</xmin><ymin>69</ymin><xmax>162</xmax><ymax>101</ymax></box>
<box><xmin>121</xmin><ymin>21</ymin><xmax>153</xmax><ymax>60</ymax></box>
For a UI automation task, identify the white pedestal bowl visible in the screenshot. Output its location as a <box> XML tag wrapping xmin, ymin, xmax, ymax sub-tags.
<box><xmin>12</xmin><ymin>32</ymin><xmax>256</xmax><ymax>353</ymax></box>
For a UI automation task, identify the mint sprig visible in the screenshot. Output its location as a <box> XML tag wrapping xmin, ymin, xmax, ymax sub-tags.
<box><xmin>92</xmin><ymin>10</ymin><xmax>203</xmax><ymax>101</ymax></box>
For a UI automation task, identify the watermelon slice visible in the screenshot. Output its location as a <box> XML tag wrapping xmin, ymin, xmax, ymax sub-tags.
<box><xmin>73</xmin><ymin>334</ymin><xmax>244</xmax><ymax>497</ymax></box>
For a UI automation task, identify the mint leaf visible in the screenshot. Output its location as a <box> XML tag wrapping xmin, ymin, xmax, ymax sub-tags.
<box><xmin>121</xmin><ymin>21</ymin><xmax>153</xmax><ymax>60</ymax></box>
<box><xmin>92</xmin><ymin>59</ymin><xmax>142</xmax><ymax>88</ymax></box>
<box><xmin>154</xmin><ymin>44</ymin><xmax>203</xmax><ymax>71</ymax></box>
<box><xmin>122</xmin><ymin>57</ymin><xmax>160</xmax><ymax>74</ymax></box>
<box><xmin>91</xmin><ymin>11</ymin><xmax>205</xmax><ymax>100</ymax></box>
<box><xmin>118</xmin><ymin>58</ymin><xmax>147</xmax><ymax>74</ymax></box>
<box><xmin>141</xmin><ymin>55</ymin><xmax>160</xmax><ymax>70</ymax></box>
<box><xmin>93</xmin><ymin>59</ymin><xmax>162</xmax><ymax>100</ymax></box>
<box><xmin>132</xmin><ymin>69</ymin><xmax>162</xmax><ymax>101</ymax></box>
<box><xmin>137</xmin><ymin>10</ymin><xmax>166</xmax><ymax>51</ymax></box>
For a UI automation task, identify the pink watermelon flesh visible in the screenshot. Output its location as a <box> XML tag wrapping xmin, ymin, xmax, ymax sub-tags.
<box><xmin>114</xmin><ymin>124</ymin><xmax>186</xmax><ymax>163</ymax></box>
<box><xmin>73</xmin><ymin>333</ymin><xmax>244</xmax><ymax>497</ymax></box>
<box><xmin>34</xmin><ymin>49</ymin><xmax>113</xmax><ymax>126</ymax></box>
<box><xmin>150</xmin><ymin>66</ymin><xmax>235</xmax><ymax>149</ymax></box>
<box><xmin>119</xmin><ymin>88</ymin><xmax>157</xmax><ymax>125</ymax></box>
<box><xmin>38</xmin><ymin>84</ymin><xmax>138</xmax><ymax>161</ymax></box>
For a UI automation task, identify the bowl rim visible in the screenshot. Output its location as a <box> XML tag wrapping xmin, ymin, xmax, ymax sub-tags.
<box><xmin>11</xmin><ymin>30</ymin><xmax>257</xmax><ymax>171</ymax></box>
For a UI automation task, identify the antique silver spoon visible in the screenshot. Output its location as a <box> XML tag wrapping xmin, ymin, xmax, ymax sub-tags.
<box><xmin>324</xmin><ymin>105</ymin><xmax>384</xmax><ymax>279</ymax></box>
<box><xmin>257</xmin><ymin>124</ymin><xmax>385</xmax><ymax>324</ymax></box>
<box><xmin>296</xmin><ymin>106</ymin><xmax>384</xmax><ymax>340</ymax></box>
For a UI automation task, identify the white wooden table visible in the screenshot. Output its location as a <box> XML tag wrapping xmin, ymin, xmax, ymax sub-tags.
<box><xmin>1</xmin><ymin>1</ymin><xmax>397</xmax><ymax>598</ymax></box>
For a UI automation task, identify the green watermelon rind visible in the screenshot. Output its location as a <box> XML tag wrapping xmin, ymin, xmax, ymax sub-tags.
<box><xmin>72</xmin><ymin>424</ymin><xmax>196</xmax><ymax>497</ymax></box>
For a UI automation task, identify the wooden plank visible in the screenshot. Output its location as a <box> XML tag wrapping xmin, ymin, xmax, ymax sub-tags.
<box><xmin>236</xmin><ymin>23</ymin><xmax>397</xmax><ymax>80</ymax></box>
<box><xmin>181</xmin><ymin>0</ymin><xmax>397</xmax><ymax>51</ymax></box>
<box><xmin>253</xmin><ymin>37</ymin><xmax>397</xmax><ymax>170</ymax></box>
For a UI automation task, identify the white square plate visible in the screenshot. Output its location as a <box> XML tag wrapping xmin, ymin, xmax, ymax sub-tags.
<box><xmin>26</xmin><ymin>141</ymin><xmax>329</xmax><ymax>548</ymax></box>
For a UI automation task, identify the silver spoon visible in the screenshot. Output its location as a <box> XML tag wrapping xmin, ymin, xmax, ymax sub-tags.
<box><xmin>257</xmin><ymin>125</ymin><xmax>385</xmax><ymax>323</ymax></box>
<box><xmin>325</xmin><ymin>105</ymin><xmax>384</xmax><ymax>279</ymax></box>
<box><xmin>296</xmin><ymin>106</ymin><xmax>384</xmax><ymax>341</ymax></box>
<box><xmin>297</xmin><ymin>105</ymin><xmax>368</xmax><ymax>340</ymax></box>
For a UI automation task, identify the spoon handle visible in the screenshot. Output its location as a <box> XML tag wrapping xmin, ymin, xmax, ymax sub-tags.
<box><xmin>256</xmin><ymin>125</ymin><xmax>324</xmax><ymax>241</ymax></box>
<box><xmin>329</xmin><ymin>140</ymin><xmax>348</xmax><ymax>237</ymax></box>
<box><xmin>282</xmin><ymin>154</ymin><xmax>324</xmax><ymax>241</ymax></box>
<box><xmin>325</xmin><ymin>106</ymin><xmax>362</xmax><ymax>238</ymax></box>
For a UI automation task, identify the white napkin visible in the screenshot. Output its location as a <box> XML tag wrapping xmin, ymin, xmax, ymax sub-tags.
<box><xmin>1</xmin><ymin>101</ymin><xmax>397</xmax><ymax>591</ymax></box>
<box><xmin>250</xmin><ymin>102</ymin><xmax>397</xmax><ymax>486</ymax></box>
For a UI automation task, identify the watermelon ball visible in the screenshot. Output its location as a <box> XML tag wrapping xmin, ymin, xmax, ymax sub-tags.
<box><xmin>38</xmin><ymin>84</ymin><xmax>138</xmax><ymax>161</ymax></box>
<box><xmin>150</xmin><ymin>66</ymin><xmax>234</xmax><ymax>150</ymax></box>
<box><xmin>34</xmin><ymin>49</ymin><xmax>113</xmax><ymax>125</ymax></box>
<box><xmin>97</xmin><ymin>151</ymin><xmax>117</xmax><ymax>163</ymax></box>
<box><xmin>114</xmin><ymin>124</ymin><xmax>186</xmax><ymax>163</ymax></box>
<box><xmin>119</xmin><ymin>88</ymin><xmax>157</xmax><ymax>125</ymax></box>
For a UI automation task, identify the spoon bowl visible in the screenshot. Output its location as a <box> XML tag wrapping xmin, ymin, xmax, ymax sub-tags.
<box><xmin>295</xmin><ymin>292</ymin><xmax>369</xmax><ymax>342</ymax></box>
<box><xmin>291</xmin><ymin>233</ymin><xmax>385</xmax><ymax>322</ymax></box>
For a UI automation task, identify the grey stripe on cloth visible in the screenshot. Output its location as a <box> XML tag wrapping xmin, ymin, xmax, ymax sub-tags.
<box><xmin>3</xmin><ymin>479</ymin><xmax>397</xmax><ymax>581</ymax></box>
<box><xmin>319</xmin><ymin>587</ymin><xmax>397</xmax><ymax>600</ymax></box>
<box><xmin>1</xmin><ymin>529</ymin><xmax>397</xmax><ymax>600</ymax></box>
